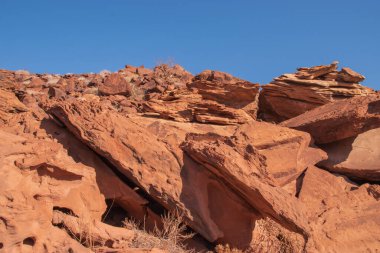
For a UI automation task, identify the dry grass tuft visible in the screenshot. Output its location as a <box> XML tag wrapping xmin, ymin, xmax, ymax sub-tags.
<box><xmin>62</xmin><ymin>215</ymin><xmax>100</xmax><ymax>250</ymax></box>
<box><xmin>214</xmin><ymin>244</ymin><xmax>244</xmax><ymax>253</ymax></box>
<box><xmin>129</xmin><ymin>81</ymin><xmax>145</xmax><ymax>100</ymax></box>
<box><xmin>251</xmin><ymin>218</ymin><xmax>304</xmax><ymax>253</ymax></box>
<box><xmin>123</xmin><ymin>210</ymin><xmax>194</xmax><ymax>253</ymax></box>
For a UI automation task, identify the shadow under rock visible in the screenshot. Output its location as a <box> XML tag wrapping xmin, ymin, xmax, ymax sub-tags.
<box><xmin>317</xmin><ymin>137</ymin><xmax>354</xmax><ymax>173</ymax></box>
<box><xmin>179</xmin><ymin>153</ymin><xmax>259</xmax><ymax>250</ymax></box>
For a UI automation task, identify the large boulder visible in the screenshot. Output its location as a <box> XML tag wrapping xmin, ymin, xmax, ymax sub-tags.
<box><xmin>259</xmin><ymin>62</ymin><xmax>374</xmax><ymax>123</ymax></box>
<box><xmin>282</xmin><ymin>94</ymin><xmax>380</xmax><ymax>144</ymax></box>
<box><xmin>318</xmin><ymin>128</ymin><xmax>380</xmax><ymax>182</ymax></box>
<box><xmin>99</xmin><ymin>73</ymin><xmax>132</xmax><ymax>96</ymax></box>
<box><xmin>298</xmin><ymin>166</ymin><xmax>380</xmax><ymax>252</ymax></box>
<box><xmin>189</xmin><ymin>70</ymin><xmax>260</xmax><ymax>118</ymax></box>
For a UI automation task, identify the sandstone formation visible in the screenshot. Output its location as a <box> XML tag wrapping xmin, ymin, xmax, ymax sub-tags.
<box><xmin>49</xmin><ymin>98</ymin><xmax>328</xmax><ymax>248</ymax></box>
<box><xmin>143</xmin><ymin>70</ymin><xmax>260</xmax><ymax>125</ymax></box>
<box><xmin>317</xmin><ymin>128</ymin><xmax>380</xmax><ymax>182</ymax></box>
<box><xmin>0</xmin><ymin>63</ymin><xmax>379</xmax><ymax>253</ymax></box>
<box><xmin>259</xmin><ymin>62</ymin><xmax>374</xmax><ymax>122</ymax></box>
<box><xmin>299</xmin><ymin>166</ymin><xmax>380</xmax><ymax>252</ymax></box>
<box><xmin>282</xmin><ymin>94</ymin><xmax>380</xmax><ymax>144</ymax></box>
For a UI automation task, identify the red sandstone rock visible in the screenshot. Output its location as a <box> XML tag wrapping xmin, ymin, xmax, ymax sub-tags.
<box><xmin>318</xmin><ymin>128</ymin><xmax>380</xmax><ymax>182</ymax></box>
<box><xmin>0</xmin><ymin>64</ymin><xmax>379</xmax><ymax>252</ymax></box>
<box><xmin>282</xmin><ymin>94</ymin><xmax>380</xmax><ymax>144</ymax></box>
<box><xmin>259</xmin><ymin>62</ymin><xmax>374</xmax><ymax>122</ymax></box>
<box><xmin>0</xmin><ymin>100</ymin><xmax>157</xmax><ymax>252</ymax></box>
<box><xmin>337</xmin><ymin>67</ymin><xmax>365</xmax><ymax>83</ymax></box>
<box><xmin>142</xmin><ymin>70</ymin><xmax>260</xmax><ymax>125</ymax></box>
<box><xmin>299</xmin><ymin>166</ymin><xmax>380</xmax><ymax>252</ymax></box>
<box><xmin>99</xmin><ymin>73</ymin><xmax>132</xmax><ymax>96</ymax></box>
<box><xmin>49</xmin><ymin>99</ymin><xmax>256</xmax><ymax>246</ymax></box>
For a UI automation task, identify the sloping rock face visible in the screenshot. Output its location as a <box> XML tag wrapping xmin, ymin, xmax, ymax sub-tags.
<box><xmin>259</xmin><ymin>62</ymin><xmax>374</xmax><ymax>122</ymax></box>
<box><xmin>48</xmin><ymin>98</ymin><xmax>329</xmax><ymax>250</ymax></box>
<box><xmin>282</xmin><ymin>94</ymin><xmax>380</xmax><ymax>144</ymax></box>
<box><xmin>142</xmin><ymin>70</ymin><xmax>260</xmax><ymax>125</ymax></box>
<box><xmin>317</xmin><ymin>128</ymin><xmax>380</xmax><ymax>182</ymax></box>
<box><xmin>0</xmin><ymin>89</ymin><xmax>165</xmax><ymax>252</ymax></box>
<box><xmin>299</xmin><ymin>166</ymin><xmax>380</xmax><ymax>252</ymax></box>
<box><xmin>282</xmin><ymin>94</ymin><xmax>380</xmax><ymax>183</ymax></box>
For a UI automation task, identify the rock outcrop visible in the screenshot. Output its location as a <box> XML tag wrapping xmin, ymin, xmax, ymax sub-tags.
<box><xmin>259</xmin><ymin>62</ymin><xmax>374</xmax><ymax>122</ymax></box>
<box><xmin>299</xmin><ymin>166</ymin><xmax>380</xmax><ymax>252</ymax></box>
<box><xmin>143</xmin><ymin>70</ymin><xmax>260</xmax><ymax>124</ymax></box>
<box><xmin>0</xmin><ymin>63</ymin><xmax>379</xmax><ymax>253</ymax></box>
<box><xmin>317</xmin><ymin>128</ymin><xmax>380</xmax><ymax>182</ymax></box>
<box><xmin>282</xmin><ymin>94</ymin><xmax>380</xmax><ymax>144</ymax></box>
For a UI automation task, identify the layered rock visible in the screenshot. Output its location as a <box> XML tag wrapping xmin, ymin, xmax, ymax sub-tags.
<box><xmin>143</xmin><ymin>70</ymin><xmax>260</xmax><ymax>125</ymax></box>
<box><xmin>282</xmin><ymin>94</ymin><xmax>380</xmax><ymax>144</ymax></box>
<box><xmin>259</xmin><ymin>62</ymin><xmax>374</xmax><ymax>122</ymax></box>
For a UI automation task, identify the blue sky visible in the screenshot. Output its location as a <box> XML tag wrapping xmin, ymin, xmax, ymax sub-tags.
<box><xmin>1</xmin><ymin>0</ymin><xmax>379</xmax><ymax>90</ymax></box>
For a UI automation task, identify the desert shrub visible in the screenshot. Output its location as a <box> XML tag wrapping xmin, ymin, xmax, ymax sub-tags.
<box><xmin>251</xmin><ymin>218</ymin><xmax>304</xmax><ymax>253</ymax></box>
<box><xmin>123</xmin><ymin>210</ymin><xmax>194</xmax><ymax>253</ymax></box>
<box><xmin>62</xmin><ymin>215</ymin><xmax>98</xmax><ymax>250</ymax></box>
<box><xmin>129</xmin><ymin>81</ymin><xmax>145</xmax><ymax>100</ymax></box>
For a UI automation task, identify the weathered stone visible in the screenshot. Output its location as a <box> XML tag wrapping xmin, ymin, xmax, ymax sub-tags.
<box><xmin>318</xmin><ymin>128</ymin><xmax>380</xmax><ymax>182</ymax></box>
<box><xmin>99</xmin><ymin>73</ymin><xmax>131</xmax><ymax>96</ymax></box>
<box><xmin>259</xmin><ymin>62</ymin><xmax>374</xmax><ymax>122</ymax></box>
<box><xmin>299</xmin><ymin>166</ymin><xmax>380</xmax><ymax>252</ymax></box>
<box><xmin>282</xmin><ymin>94</ymin><xmax>380</xmax><ymax>144</ymax></box>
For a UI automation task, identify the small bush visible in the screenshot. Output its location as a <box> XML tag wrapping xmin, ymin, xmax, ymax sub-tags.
<box><xmin>123</xmin><ymin>210</ymin><xmax>194</xmax><ymax>253</ymax></box>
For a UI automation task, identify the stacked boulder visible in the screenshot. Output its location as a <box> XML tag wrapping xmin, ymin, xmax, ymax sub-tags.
<box><xmin>143</xmin><ymin>70</ymin><xmax>260</xmax><ymax>125</ymax></box>
<box><xmin>259</xmin><ymin>61</ymin><xmax>374</xmax><ymax>122</ymax></box>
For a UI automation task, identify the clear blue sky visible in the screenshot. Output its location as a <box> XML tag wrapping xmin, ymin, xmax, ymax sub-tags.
<box><xmin>1</xmin><ymin>0</ymin><xmax>379</xmax><ymax>90</ymax></box>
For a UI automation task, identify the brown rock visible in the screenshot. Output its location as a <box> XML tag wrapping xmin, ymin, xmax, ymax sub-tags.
<box><xmin>189</xmin><ymin>70</ymin><xmax>260</xmax><ymax>118</ymax></box>
<box><xmin>337</xmin><ymin>67</ymin><xmax>365</xmax><ymax>83</ymax></box>
<box><xmin>259</xmin><ymin>62</ymin><xmax>374</xmax><ymax>122</ymax></box>
<box><xmin>318</xmin><ymin>128</ymin><xmax>380</xmax><ymax>182</ymax></box>
<box><xmin>49</xmin><ymin>99</ymin><xmax>314</xmax><ymax>249</ymax></box>
<box><xmin>282</xmin><ymin>94</ymin><xmax>380</xmax><ymax>144</ymax></box>
<box><xmin>298</xmin><ymin>166</ymin><xmax>380</xmax><ymax>252</ymax></box>
<box><xmin>0</xmin><ymin>102</ymin><xmax>153</xmax><ymax>252</ymax></box>
<box><xmin>99</xmin><ymin>73</ymin><xmax>131</xmax><ymax>96</ymax></box>
<box><xmin>0</xmin><ymin>69</ymin><xmax>18</xmax><ymax>89</ymax></box>
<box><xmin>181</xmin><ymin>130</ymin><xmax>310</xmax><ymax>240</ymax></box>
<box><xmin>142</xmin><ymin>70</ymin><xmax>259</xmax><ymax>125</ymax></box>
<box><xmin>50</xmin><ymin>100</ymin><xmax>259</xmax><ymax>246</ymax></box>
<box><xmin>0</xmin><ymin>89</ymin><xmax>28</xmax><ymax>113</ymax></box>
<box><xmin>143</xmin><ymin>95</ymin><xmax>252</xmax><ymax>125</ymax></box>
<box><xmin>48</xmin><ymin>87</ymin><xmax>66</xmax><ymax>99</ymax></box>
<box><xmin>0</xmin><ymin>89</ymin><xmax>28</xmax><ymax>122</ymax></box>
<box><xmin>295</xmin><ymin>61</ymin><xmax>338</xmax><ymax>79</ymax></box>
<box><xmin>137</xmin><ymin>65</ymin><xmax>153</xmax><ymax>76</ymax></box>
